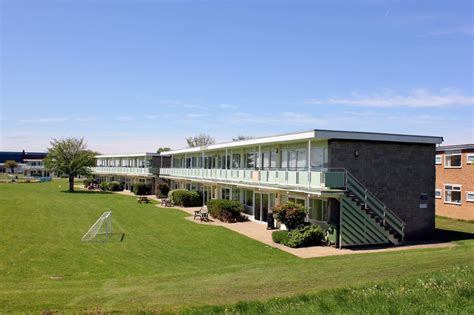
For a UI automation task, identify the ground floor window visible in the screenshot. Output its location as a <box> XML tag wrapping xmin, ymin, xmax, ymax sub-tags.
<box><xmin>309</xmin><ymin>199</ymin><xmax>327</xmax><ymax>222</ymax></box>
<box><xmin>444</xmin><ymin>184</ymin><xmax>461</xmax><ymax>205</ymax></box>
<box><xmin>288</xmin><ymin>196</ymin><xmax>305</xmax><ymax>206</ymax></box>
<box><xmin>221</xmin><ymin>188</ymin><xmax>231</xmax><ymax>200</ymax></box>
<box><xmin>435</xmin><ymin>189</ymin><xmax>442</xmax><ymax>199</ymax></box>
<box><xmin>232</xmin><ymin>188</ymin><xmax>241</xmax><ymax>202</ymax></box>
<box><xmin>466</xmin><ymin>192</ymin><xmax>474</xmax><ymax>202</ymax></box>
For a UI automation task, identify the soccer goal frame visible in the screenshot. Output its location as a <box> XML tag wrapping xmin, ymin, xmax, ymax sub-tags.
<box><xmin>82</xmin><ymin>211</ymin><xmax>124</xmax><ymax>242</ymax></box>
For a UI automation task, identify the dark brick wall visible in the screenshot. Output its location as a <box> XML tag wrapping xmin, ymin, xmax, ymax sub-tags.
<box><xmin>328</xmin><ymin>139</ymin><xmax>436</xmax><ymax>240</ymax></box>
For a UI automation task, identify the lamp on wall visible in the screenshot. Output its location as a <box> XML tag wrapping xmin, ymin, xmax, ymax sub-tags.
<box><xmin>354</xmin><ymin>150</ymin><xmax>359</xmax><ymax>158</ymax></box>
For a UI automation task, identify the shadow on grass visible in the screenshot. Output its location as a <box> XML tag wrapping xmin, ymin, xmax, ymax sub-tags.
<box><xmin>434</xmin><ymin>228</ymin><xmax>474</xmax><ymax>242</ymax></box>
<box><xmin>60</xmin><ymin>190</ymin><xmax>112</xmax><ymax>195</ymax></box>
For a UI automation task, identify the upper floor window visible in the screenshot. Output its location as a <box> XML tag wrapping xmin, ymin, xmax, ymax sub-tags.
<box><xmin>444</xmin><ymin>154</ymin><xmax>461</xmax><ymax>168</ymax></box>
<box><xmin>435</xmin><ymin>155</ymin><xmax>442</xmax><ymax>165</ymax></box>
<box><xmin>245</xmin><ymin>153</ymin><xmax>255</xmax><ymax>169</ymax></box>
<box><xmin>311</xmin><ymin>147</ymin><xmax>328</xmax><ymax>170</ymax></box>
<box><xmin>466</xmin><ymin>192</ymin><xmax>474</xmax><ymax>203</ymax></box>
<box><xmin>232</xmin><ymin>154</ymin><xmax>240</xmax><ymax>168</ymax></box>
<box><xmin>467</xmin><ymin>154</ymin><xmax>474</xmax><ymax>165</ymax></box>
<box><xmin>444</xmin><ymin>184</ymin><xmax>461</xmax><ymax>205</ymax></box>
<box><xmin>435</xmin><ymin>189</ymin><xmax>442</xmax><ymax>199</ymax></box>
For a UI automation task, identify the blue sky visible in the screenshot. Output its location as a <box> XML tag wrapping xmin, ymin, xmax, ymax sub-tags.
<box><xmin>1</xmin><ymin>0</ymin><xmax>473</xmax><ymax>153</ymax></box>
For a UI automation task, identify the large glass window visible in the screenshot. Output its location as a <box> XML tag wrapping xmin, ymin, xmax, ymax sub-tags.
<box><xmin>444</xmin><ymin>185</ymin><xmax>461</xmax><ymax>204</ymax></box>
<box><xmin>311</xmin><ymin>147</ymin><xmax>328</xmax><ymax>169</ymax></box>
<box><xmin>289</xmin><ymin>151</ymin><xmax>297</xmax><ymax>170</ymax></box>
<box><xmin>232</xmin><ymin>188</ymin><xmax>241</xmax><ymax>202</ymax></box>
<box><xmin>245</xmin><ymin>190</ymin><xmax>253</xmax><ymax>206</ymax></box>
<box><xmin>296</xmin><ymin>149</ymin><xmax>307</xmax><ymax>170</ymax></box>
<box><xmin>221</xmin><ymin>188</ymin><xmax>231</xmax><ymax>200</ymax></box>
<box><xmin>232</xmin><ymin>154</ymin><xmax>241</xmax><ymax>168</ymax></box>
<box><xmin>445</xmin><ymin>154</ymin><xmax>461</xmax><ymax>168</ymax></box>
<box><xmin>246</xmin><ymin>153</ymin><xmax>255</xmax><ymax>169</ymax></box>
<box><xmin>288</xmin><ymin>197</ymin><xmax>305</xmax><ymax>206</ymax></box>
<box><xmin>309</xmin><ymin>199</ymin><xmax>327</xmax><ymax>222</ymax></box>
<box><xmin>435</xmin><ymin>155</ymin><xmax>442</xmax><ymax>165</ymax></box>
<box><xmin>270</xmin><ymin>151</ymin><xmax>277</xmax><ymax>168</ymax></box>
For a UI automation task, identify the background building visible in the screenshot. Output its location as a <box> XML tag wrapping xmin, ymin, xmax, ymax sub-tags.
<box><xmin>435</xmin><ymin>144</ymin><xmax>474</xmax><ymax>221</ymax></box>
<box><xmin>0</xmin><ymin>151</ymin><xmax>51</xmax><ymax>178</ymax></box>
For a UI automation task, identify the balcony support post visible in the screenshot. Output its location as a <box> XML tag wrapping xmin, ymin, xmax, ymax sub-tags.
<box><xmin>308</xmin><ymin>139</ymin><xmax>311</xmax><ymax>190</ymax></box>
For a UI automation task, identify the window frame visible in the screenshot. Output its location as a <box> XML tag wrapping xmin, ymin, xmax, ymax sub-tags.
<box><xmin>444</xmin><ymin>184</ymin><xmax>462</xmax><ymax>205</ymax></box>
<box><xmin>435</xmin><ymin>189</ymin><xmax>442</xmax><ymax>199</ymax></box>
<box><xmin>435</xmin><ymin>155</ymin><xmax>442</xmax><ymax>165</ymax></box>
<box><xmin>466</xmin><ymin>154</ymin><xmax>474</xmax><ymax>165</ymax></box>
<box><xmin>444</xmin><ymin>153</ymin><xmax>462</xmax><ymax>169</ymax></box>
<box><xmin>466</xmin><ymin>191</ymin><xmax>474</xmax><ymax>203</ymax></box>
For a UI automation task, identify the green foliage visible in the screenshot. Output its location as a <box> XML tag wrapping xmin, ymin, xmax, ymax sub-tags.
<box><xmin>156</xmin><ymin>147</ymin><xmax>172</xmax><ymax>154</ymax></box>
<box><xmin>83</xmin><ymin>178</ymin><xmax>97</xmax><ymax>187</ymax></box>
<box><xmin>44</xmin><ymin>138</ymin><xmax>96</xmax><ymax>191</ymax></box>
<box><xmin>273</xmin><ymin>202</ymin><xmax>308</xmax><ymax>230</ymax></box>
<box><xmin>100</xmin><ymin>182</ymin><xmax>109</xmax><ymax>191</ymax></box>
<box><xmin>207</xmin><ymin>199</ymin><xmax>244</xmax><ymax>223</ymax></box>
<box><xmin>168</xmin><ymin>189</ymin><xmax>202</xmax><ymax>207</ymax></box>
<box><xmin>272</xmin><ymin>230</ymin><xmax>289</xmax><ymax>244</ymax></box>
<box><xmin>133</xmin><ymin>183</ymin><xmax>152</xmax><ymax>195</ymax></box>
<box><xmin>4</xmin><ymin>160</ymin><xmax>18</xmax><ymax>173</ymax></box>
<box><xmin>156</xmin><ymin>183</ymin><xmax>170</xmax><ymax>198</ymax></box>
<box><xmin>107</xmin><ymin>181</ymin><xmax>123</xmax><ymax>192</ymax></box>
<box><xmin>185</xmin><ymin>133</ymin><xmax>215</xmax><ymax>148</ymax></box>
<box><xmin>285</xmin><ymin>225</ymin><xmax>325</xmax><ymax>248</ymax></box>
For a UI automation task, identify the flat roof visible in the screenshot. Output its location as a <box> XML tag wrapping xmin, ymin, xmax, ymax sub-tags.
<box><xmin>165</xmin><ymin>129</ymin><xmax>443</xmax><ymax>155</ymax></box>
<box><xmin>95</xmin><ymin>152</ymin><xmax>162</xmax><ymax>158</ymax></box>
<box><xmin>437</xmin><ymin>144</ymin><xmax>474</xmax><ymax>152</ymax></box>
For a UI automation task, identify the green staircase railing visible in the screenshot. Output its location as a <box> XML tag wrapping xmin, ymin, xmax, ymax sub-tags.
<box><xmin>323</xmin><ymin>169</ymin><xmax>405</xmax><ymax>247</ymax></box>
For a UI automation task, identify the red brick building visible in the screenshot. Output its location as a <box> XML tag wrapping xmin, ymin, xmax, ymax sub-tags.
<box><xmin>435</xmin><ymin>144</ymin><xmax>474</xmax><ymax>221</ymax></box>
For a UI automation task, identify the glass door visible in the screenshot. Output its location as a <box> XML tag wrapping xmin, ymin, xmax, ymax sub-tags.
<box><xmin>254</xmin><ymin>193</ymin><xmax>270</xmax><ymax>223</ymax></box>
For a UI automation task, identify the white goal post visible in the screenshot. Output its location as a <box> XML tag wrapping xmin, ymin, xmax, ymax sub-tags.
<box><xmin>82</xmin><ymin>211</ymin><xmax>113</xmax><ymax>242</ymax></box>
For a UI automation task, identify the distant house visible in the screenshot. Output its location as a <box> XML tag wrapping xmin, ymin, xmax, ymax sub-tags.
<box><xmin>0</xmin><ymin>151</ymin><xmax>51</xmax><ymax>177</ymax></box>
<box><xmin>435</xmin><ymin>144</ymin><xmax>474</xmax><ymax>221</ymax></box>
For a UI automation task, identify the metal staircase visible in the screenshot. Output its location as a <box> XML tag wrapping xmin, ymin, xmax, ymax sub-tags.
<box><xmin>334</xmin><ymin>171</ymin><xmax>405</xmax><ymax>248</ymax></box>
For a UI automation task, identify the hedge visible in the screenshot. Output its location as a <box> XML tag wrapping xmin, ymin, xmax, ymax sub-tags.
<box><xmin>273</xmin><ymin>202</ymin><xmax>307</xmax><ymax>230</ymax></box>
<box><xmin>168</xmin><ymin>189</ymin><xmax>202</xmax><ymax>207</ymax></box>
<box><xmin>207</xmin><ymin>199</ymin><xmax>244</xmax><ymax>223</ymax></box>
<box><xmin>99</xmin><ymin>181</ymin><xmax>123</xmax><ymax>192</ymax></box>
<box><xmin>156</xmin><ymin>183</ymin><xmax>170</xmax><ymax>198</ymax></box>
<box><xmin>272</xmin><ymin>225</ymin><xmax>325</xmax><ymax>248</ymax></box>
<box><xmin>133</xmin><ymin>183</ymin><xmax>152</xmax><ymax>195</ymax></box>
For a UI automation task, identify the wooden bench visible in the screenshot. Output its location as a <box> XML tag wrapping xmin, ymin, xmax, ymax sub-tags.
<box><xmin>194</xmin><ymin>206</ymin><xmax>209</xmax><ymax>221</ymax></box>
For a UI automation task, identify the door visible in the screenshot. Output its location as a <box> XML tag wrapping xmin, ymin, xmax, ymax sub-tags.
<box><xmin>254</xmin><ymin>193</ymin><xmax>270</xmax><ymax>223</ymax></box>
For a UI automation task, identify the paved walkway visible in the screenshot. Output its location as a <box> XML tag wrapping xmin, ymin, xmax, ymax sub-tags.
<box><xmin>84</xmin><ymin>187</ymin><xmax>455</xmax><ymax>259</ymax></box>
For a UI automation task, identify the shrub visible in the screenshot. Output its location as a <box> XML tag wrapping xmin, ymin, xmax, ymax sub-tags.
<box><xmin>100</xmin><ymin>182</ymin><xmax>109</xmax><ymax>191</ymax></box>
<box><xmin>207</xmin><ymin>199</ymin><xmax>244</xmax><ymax>223</ymax></box>
<box><xmin>272</xmin><ymin>230</ymin><xmax>289</xmax><ymax>244</ymax></box>
<box><xmin>285</xmin><ymin>225</ymin><xmax>325</xmax><ymax>248</ymax></box>
<box><xmin>156</xmin><ymin>183</ymin><xmax>170</xmax><ymax>198</ymax></box>
<box><xmin>133</xmin><ymin>183</ymin><xmax>152</xmax><ymax>195</ymax></box>
<box><xmin>169</xmin><ymin>189</ymin><xmax>202</xmax><ymax>207</ymax></box>
<box><xmin>273</xmin><ymin>202</ymin><xmax>308</xmax><ymax>230</ymax></box>
<box><xmin>83</xmin><ymin>178</ymin><xmax>97</xmax><ymax>187</ymax></box>
<box><xmin>107</xmin><ymin>181</ymin><xmax>123</xmax><ymax>191</ymax></box>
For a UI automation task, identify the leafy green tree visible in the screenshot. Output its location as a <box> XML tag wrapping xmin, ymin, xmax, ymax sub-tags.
<box><xmin>4</xmin><ymin>160</ymin><xmax>18</xmax><ymax>174</ymax></box>
<box><xmin>157</xmin><ymin>147</ymin><xmax>172</xmax><ymax>154</ymax></box>
<box><xmin>44</xmin><ymin>138</ymin><xmax>96</xmax><ymax>192</ymax></box>
<box><xmin>186</xmin><ymin>134</ymin><xmax>215</xmax><ymax>148</ymax></box>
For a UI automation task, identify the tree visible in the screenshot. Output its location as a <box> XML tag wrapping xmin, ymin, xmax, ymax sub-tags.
<box><xmin>157</xmin><ymin>147</ymin><xmax>172</xmax><ymax>154</ymax></box>
<box><xmin>232</xmin><ymin>135</ymin><xmax>254</xmax><ymax>141</ymax></box>
<box><xmin>4</xmin><ymin>160</ymin><xmax>18</xmax><ymax>174</ymax></box>
<box><xmin>185</xmin><ymin>134</ymin><xmax>215</xmax><ymax>148</ymax></box>
<box><xmin>44</xmin><ymin>138</ymin><xmax>96</xmax><ymax>192</ymax></box>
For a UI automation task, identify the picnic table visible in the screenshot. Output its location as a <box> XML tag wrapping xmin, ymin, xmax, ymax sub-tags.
<box><xmin>137</xmin><ymin>196</ymin><xmax>150</xmax><ymax>204</ymax></box>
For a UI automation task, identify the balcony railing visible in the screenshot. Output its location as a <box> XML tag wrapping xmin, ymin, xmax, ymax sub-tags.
<box><xmin>90</xmin><ymin>166</ymin><xmax>158</xmax><ymax>176</ymax></box>
<box><xmin>159</xmin><ymin>167</ymin><xmax>337</xmax><ymax>190</ymax></box>
<box><xmin>23</xmin><ymin>165</ymin><xmax>45</xmax><ymax>170</ymax></box>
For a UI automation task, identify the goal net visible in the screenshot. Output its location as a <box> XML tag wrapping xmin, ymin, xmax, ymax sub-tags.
<box><xmin>82</xmin><ymin>211</ymin><xmax>113</xmax><ymax>242</ymax></box>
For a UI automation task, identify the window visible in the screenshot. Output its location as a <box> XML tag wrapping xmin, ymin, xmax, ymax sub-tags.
<box><xmin>466</xmin><ymin>192</ymin><xmax>474</xmax><ymax>202</ymax></box>
<box><xmin>444</xmin><ymin>185</ymin><xmax>461</xmax><ymax>205</ymax></box>
<box><xmin>245</xmin><ymin>153</ymin><xmax>255</xmax><ymax>169</ymax></box>
<box><xmin>311</xmin><ymin>147</ymin><xmax>328</xmax><ymax>169</ymax></box>
<box><xmin>288</xmin><ymin>197</ymin><xmax>305</xmax><ymax>206</ymax></box>
<box><xmin>245</xmin><ymin>190</ymin><xmax>253</xmax><ymax>206</ymax></box>
<box><xmin>435</xmin><ymin>189</ymin><xmax>442</xmax><ymax>199</ymax></box>
<box><xmin>221</xmin><ymin>188</ymin><xmax>231</xmax><ymax>200</ymax></box>
<box><xmin>467</xmin><ymin>154</ymin><xmax>474</xmax><ymax>164</ymax></box>
<box><xmin>232</xmin><ymin>154</ymin><xmax>241</xmax><ymax>168</ymax></box>
<box><xmin>445</xmin><ymin>154</ymin><xmax>461</xmax><ymax>168</ymax></box>
<box><xmin>435</xmin><ymin>155</ymin><xmax>442</xmax><ymax>165</ymax></box>
<box><xmin>232</xmin><ymin>188</ymin><xmax>241</xmax><ymax>202</ymax></box>
<box><xmin>309</xmin><ymin>199</ymin><xmax>327</xmax><ymax>222</ymax></box>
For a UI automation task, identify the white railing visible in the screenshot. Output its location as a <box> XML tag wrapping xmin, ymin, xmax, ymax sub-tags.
<box><xmin>91</xmin><ymin>166</ymin><xmax>157</xmax><ymax>176</ymax></box>
<box><xmin>159</xmin><ymin>168</ymin><xmax>325</xmax><ymax>189</ymax></box>
<box><xmin>23</xmin><ymin>165</ymin><xmax>45</xmax><ymax>170</ymax></box>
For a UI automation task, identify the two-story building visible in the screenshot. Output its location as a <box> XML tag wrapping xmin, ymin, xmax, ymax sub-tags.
<box><xmin>435</xmin><ymin>144</ymin><xmax>474</xmax><ymax>221</ymax></box>
<box><xmin>160</xmin><ymin>129</ymin><xmax>443</xmax><ymax>248</ymax></box>
<box><xmin>0</xmin><ymin>151</ymin><xmax>51</xmax><ymax>178</ymax></box>
<box><xmin>91</xmin><ymin>153</ymin><xmax>170</xmax><ymax>192</ymax></box>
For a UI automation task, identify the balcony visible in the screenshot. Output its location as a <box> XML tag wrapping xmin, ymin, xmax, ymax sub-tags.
<box><xmin>90</xmin><ymin>166</ymin><xmax>158</xmax><ymax>176</ymax></box>
<box><xmin>159</xmin><ymin>168</ymin><xmax>347</xmax><ymax>192</ymax></box>
<box><xmin>23</xmin><ymin>165</ymin><xmax>45</xmax><ymax>170</ymax></box>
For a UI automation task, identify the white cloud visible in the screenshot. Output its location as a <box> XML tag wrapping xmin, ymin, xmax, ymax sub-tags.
<box><xmin>186</xmin><ymin>113</ymin><xmax>209</xmax><ymax>118</ymax></box>
<box><xmin>19</xmin><ymin>117</ymin><xmax>68</xmax><ymax>123</ymax></box>
<box><xmin>219</xmin><ymin>103</ymin><xmax>237</xmax><ymax>109</ymax></box>
<box><xmin>116</xmin><ymin>116</ymin><xmax>135</xmax><ymax>122</ymax></box>
<box><xmin>76</xmin><ymin>116</ymin><xmax>97</xmax><ymax>122</ymax></box>
<box><xmin>305</xmin><ymin>89</ymin><xmax>474</xmax><ymax>108</ymax></box>
<box><xmin>421</xmin><ymin>26</ymin><xmax>474</xmax><ymax>37</ymax></box>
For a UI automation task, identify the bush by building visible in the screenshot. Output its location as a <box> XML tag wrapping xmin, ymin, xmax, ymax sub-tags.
<box><xmin>272</xmin><ymin>225</ymin><xmax>325</xmax><ymax>248</ymax></box>
<box><xmin>207</xmin><ymin>199</ymin><xmax>244</xmax><ymax>223</ymax></box>
<box><xmin>273</xmin><ymin>202</ymin><xmax>307</xmax><ymax>230</ymax></box>
<box><xmin>133</xmin><ymin>183</ymin><xmax>152</xmax><ymax>195</ymax></box>
<box><xmin>156</xmin><ymin>183</ymin><xmax>170</xmax><ymax>198</ymax></box>
<box><xmin>168</xmin><ymin>189</ymin><xmax>202</xmax><ymax>207</ymax></box>
<box><xmin>99</xmin><ymin>181</ymin><xmax>124</xmax><ymax>192</ymax></box>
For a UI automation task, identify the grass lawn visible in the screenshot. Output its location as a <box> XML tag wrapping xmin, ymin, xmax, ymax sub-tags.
<box><xmin>0</xmin><ymin>180</ymin><xmax>473</xmax><ymax>313</ymax></box>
